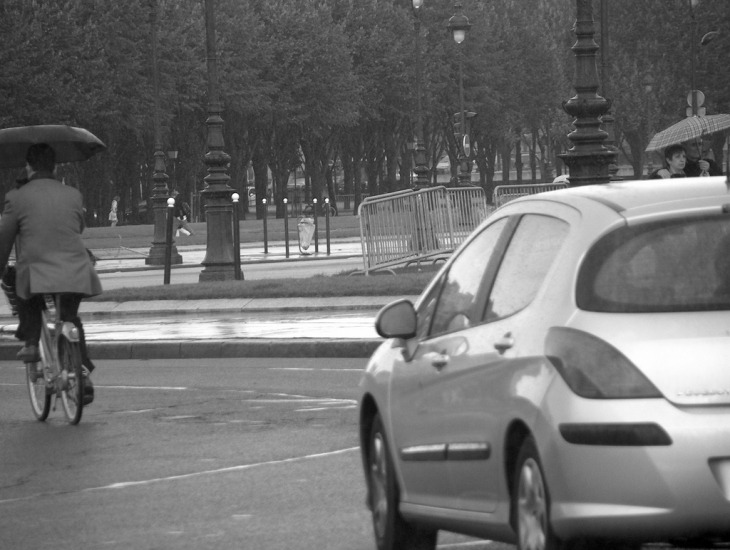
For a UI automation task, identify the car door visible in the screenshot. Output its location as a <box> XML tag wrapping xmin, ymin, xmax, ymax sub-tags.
<box><xmin>442</xmin><ymin>213</ymin><xmax>571</xmax><ymax>512</ymax></box>
<box><xmin>388</xmin><ymin>216</ymin><xmax>515</xmax><ymax>510</ymax></box>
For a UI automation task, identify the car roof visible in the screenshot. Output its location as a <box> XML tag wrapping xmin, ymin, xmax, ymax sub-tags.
<box><xmin>519</xmin><ymin>176</ymin><xmax>730</xmax><ymax>216</ymax></box>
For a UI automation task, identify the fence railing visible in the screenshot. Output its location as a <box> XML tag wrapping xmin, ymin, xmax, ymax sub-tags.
<box><xmin>493</xmin><ymin>182</ymin><xmax>568</xmax><ymax>207</ymax></box>
<box><xmin>358</xmin><ymin>186</ymin><xmax>490</xmax><ymax>275</ymax></box>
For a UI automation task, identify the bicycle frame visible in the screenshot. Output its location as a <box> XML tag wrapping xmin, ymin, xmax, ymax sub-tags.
<box><xmin>28</xmin><ymin>294</ymin><xmax>85</xmax><ymax>424</ymax></box>
<box><xmin>39</xmin><ymin>298</ymin><xmax>81</xmax><ymax>388</ymax></box>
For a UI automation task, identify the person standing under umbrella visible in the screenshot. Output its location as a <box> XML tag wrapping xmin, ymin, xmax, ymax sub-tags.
<box><xmin>0</xmin><ymin>143</ymin><xmax>102</xmax><ymax>403</ymax></box>
<box><xmin>649</xmin><ymin>144</ymin><xmax>687</xmax><ymax>179</ymax></box>
<box><xmin>682</xmin><ymin>138</ymin><xmax>723</xmax><ymax>177</ymax></box>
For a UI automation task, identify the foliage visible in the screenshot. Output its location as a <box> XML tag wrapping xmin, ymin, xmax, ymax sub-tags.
<box><xmin>1</xmin><ymin>0</ymin><xmax>728</xmax><ymax>224</ymax></box>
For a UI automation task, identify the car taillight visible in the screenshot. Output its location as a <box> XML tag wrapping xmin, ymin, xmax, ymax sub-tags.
<box><xmin>545</xmin><ymin>327</ymin><xmax>662</xmax><ymax>399</ymax></box>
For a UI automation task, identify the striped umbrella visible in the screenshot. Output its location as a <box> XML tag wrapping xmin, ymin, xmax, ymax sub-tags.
<box><xmin>646</xmin><ymin>114</ymin><xmax>730</xmax><ymax>152</ymax></box>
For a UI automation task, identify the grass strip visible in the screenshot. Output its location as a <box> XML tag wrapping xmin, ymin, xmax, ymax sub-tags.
<box><xmin>90</xmin><ymin>266</ymin><xmax>440</xmax><ymax>302</ymax></box>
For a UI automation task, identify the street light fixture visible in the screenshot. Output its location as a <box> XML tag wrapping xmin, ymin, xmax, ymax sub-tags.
<box><xmin>199</xmin><ymin>0</ymin><xmax>236</xmax><ymax>282</ymax></box>
<box><xmin>643</xmin><ymin>75</ymin><xmax>654</xmax><ymax>177</ymax></box>
<box><xmin>689</xmin><ymin>0</ymin><xmax>700</xmax><ymax>117</ymax></box>
<box><xmin>412</xmin><ymin>0</ymin><xmax>429</xmax><ymax>189</ymax></box>
<box><xmin>146</xmin><ymin>0</ymin><xmax>181</xmax><ymax>266</ymax></box>
<box><xmin>448</xmin><ymin>1</ymin><xmax>471</xmax><ymax>186</ymax></box>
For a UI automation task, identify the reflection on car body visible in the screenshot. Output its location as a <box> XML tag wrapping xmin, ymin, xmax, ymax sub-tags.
<box><xmin>358</xmin><ymin>176</ymin><xmax>730</xmax><ymax>550</ymax></box>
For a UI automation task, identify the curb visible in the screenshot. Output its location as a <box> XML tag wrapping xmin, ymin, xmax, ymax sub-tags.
<box><xmin>0</xmin><ymin>338</ymin><xmax>382</xmax><ymax>361</ymax></box>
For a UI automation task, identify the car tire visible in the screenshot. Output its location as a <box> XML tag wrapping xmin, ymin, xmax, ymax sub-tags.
<box><xmin>367</xmin><ymin>413</ymin><xmax>437</xmax><ymax>550</ymax></box>
<box><xmin>513</xmin><ymin>435</ymin><xmax>566</xmax><ymax>550</ymax></box>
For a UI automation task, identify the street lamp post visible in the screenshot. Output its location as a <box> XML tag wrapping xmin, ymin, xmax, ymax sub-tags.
<box><xmin>146</xmin><ymin>0</ymin><xmax>181</xmax><ymax>266</ymax></box>
<box><xmin>643</xmin><ymin>75</ymin><xmax>654</xmax><ymax>177</ymax></box>
<box><xmin>199</xmin><ymin>0</ymin><xmax>236</xmax><ymax>282</ymax></box>
<box><xmin>689</xmin><ymin>0</ymin><xmax>699</xmax><ymax>117</ymax></box>
<box><xmin>412</xmin><ymin>0</ymin><xmax>429</xmax><ymax>189</ymax></box>
<box><xmin>599</xmin><ymin>0</ymin><xmax>620</xmax><ymax>180</ymax></box>
<box><xmin>448</xmin><ymin>1</ymin><xmax>471</xmax><ymax>187</ymax></box>
<box><xmin>558</xmin><ymin>0</ymin><xmax>614</xmax><ymax>186</ymax></box>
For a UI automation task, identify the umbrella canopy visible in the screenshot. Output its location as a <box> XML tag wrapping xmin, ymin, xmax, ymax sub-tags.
<box><xmin>0</xmin><ymin>125</ymin><xmax>107</xmax><ymax>169</ymax></box>
<box><xmin>646</xmin><ymin>114</ymin><xmax>730</xmax><ymax>152</ymax></box>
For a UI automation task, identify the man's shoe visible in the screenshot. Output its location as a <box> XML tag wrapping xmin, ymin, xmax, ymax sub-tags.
<box><xmin>82</xmin><ymin>368</ymin><xmax>94</xmax><ymax>405</ymax></box>
<box><xmin>17</xmin><ymin>344</ymin><xmax>40</xmax><ymax>363</ymax></box>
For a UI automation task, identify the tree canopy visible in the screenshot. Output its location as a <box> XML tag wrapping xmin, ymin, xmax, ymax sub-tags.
<box><xmin>0</xmin><ymin>0</ymin><xmax>727</xmax><ymax>224</ymax></box>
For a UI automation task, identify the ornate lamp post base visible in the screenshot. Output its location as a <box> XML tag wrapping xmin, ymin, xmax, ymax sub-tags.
<box><xmin>558</xmin><ymin>150</ymin><xmax>614</xmax><ymax>187</ymax></box>
<box><xmin>146</xmin><ymin>195</ymin><xmax>182</xmax><ymax>265</ymax></box>
<box><xmin>199</xmin><ymin>187</ymin><xmax>235</xmax><ymax>282</ymax></box>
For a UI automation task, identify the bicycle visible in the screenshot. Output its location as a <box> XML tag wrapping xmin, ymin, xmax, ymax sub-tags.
<box><xmin>25</xmin><ymin>294</ymin><xmax>87</xmax><ymax>425</ymax></box>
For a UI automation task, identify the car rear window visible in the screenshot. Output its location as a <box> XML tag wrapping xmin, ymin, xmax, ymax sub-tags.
<box><xmin>577</xmin><ymin>216</ymin><xmax>730</xmax><ymax>313</ymax></box>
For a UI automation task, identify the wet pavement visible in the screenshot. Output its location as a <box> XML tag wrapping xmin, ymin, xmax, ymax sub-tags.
<box><xmin>0</xmin><ymin>310</ymin><xmax>380</xmax><ymax>342</ymax></box>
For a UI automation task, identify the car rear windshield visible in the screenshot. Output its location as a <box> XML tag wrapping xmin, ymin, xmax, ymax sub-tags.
<box><xmin>577</xmin><ymin>216</ymin><xmax>730</xmax><ymax>313</ymax></box>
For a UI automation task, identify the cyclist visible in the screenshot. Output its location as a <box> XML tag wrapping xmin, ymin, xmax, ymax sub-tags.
<box><xmin>0</xmin><ymin>143</ymin><xmax>102</xmax><ymax>404</ymax></box>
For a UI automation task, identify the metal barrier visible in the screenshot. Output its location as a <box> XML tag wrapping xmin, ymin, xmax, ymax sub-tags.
<box><xmin>358</xmin><ymin>186</ymin><xmax>489</xmax><ymax>275</ymax></box>
<box><xmin>493</xmin><ymin>182</ymin><xmax>568</xmax><ymax>207</ymax></box>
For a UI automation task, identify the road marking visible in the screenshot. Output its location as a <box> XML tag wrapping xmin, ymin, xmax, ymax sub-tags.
<box><xmin>295</xmin><ymin>406</ymin><xmax>356</xmax><ymax>412</ymax></box>
<box><xmin>439</xmin><ymin>541</ymin><xmax>494</xmax><ymax>549</ymax></box>
<box><xmin>270</xmin><ymin>368</ymin><xmax>363</xmax><ymax>372</ymax></box>
<box><xmin>438</xmin><ymin>542</ymin><xmax>493</xmax><ymax>548</ymax></box>
<box><xmin>1</xmin><ymin>383</ymin><xmax>190</xmax><ymax>390</ymax></box>
<box><xmin>242</xmin><ymin>398</ymin><xmax>356</xmax><ymax>404</ymax></box>
<box><xmin>112</xmin><ymin>408</ymin><xmax>164</xmax><ymax>414</ymax></box>
<box><xmin>103</xmin><ymin>385</ymin><xmax>189</xmax><ymax>390</ymax></box>
<box><xmin>0</xmin><ymin>447</ymin><xmax>359</xmax><ymax>505</ymax></box>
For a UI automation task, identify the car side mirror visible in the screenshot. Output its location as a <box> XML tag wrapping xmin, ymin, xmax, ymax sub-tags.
<box><xmin>375</xmin><ymin>299</ymin><xmax>417</xmax><ymax>339</ymax></box>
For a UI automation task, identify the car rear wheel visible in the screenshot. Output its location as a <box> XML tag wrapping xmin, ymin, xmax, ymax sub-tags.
<box><xmin>514</xmin><ymin>436</ymin><xmax>564</xmax><ymax>550</ymax></box>
<box><xmin>368</xmin><ymin>413</ymin><xmax>437</xmax><ymax>550</ymax></box>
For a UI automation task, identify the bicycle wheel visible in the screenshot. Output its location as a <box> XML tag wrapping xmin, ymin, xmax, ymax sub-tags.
<box><xmin>26</xmin><ymin>351</ymin><xmax>50</xmax><ymax>421</ymax></box>
<box><xmin>58</xmin><ymin>336</ymin><xmax>84</xmax><ymax>425</ymax></box>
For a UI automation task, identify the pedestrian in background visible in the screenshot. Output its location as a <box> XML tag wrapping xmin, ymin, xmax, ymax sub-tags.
<box><xmin>683</xmin><ymin>138</ymin><xmax>723</xmax><ymax>177</ymax></box>
<box><xmin>172</xmin><ymin>190</ymin><xmax>195</xmax><ymax>236</ymax></box>
<box><xmin>109</xmin><ymin>195</ymin><xmax>119</xmax><ymax>227</ymax></box>
<box><xmin>649</xmin><ymin>144</ymin><xmax>687</xmax><ymax>179</ymax></box>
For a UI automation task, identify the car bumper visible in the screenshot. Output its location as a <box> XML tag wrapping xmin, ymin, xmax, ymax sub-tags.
<box><xmin>540</xmin><ymin>382</ymin><xmax>730</xmax><ymax>541</ymax></box>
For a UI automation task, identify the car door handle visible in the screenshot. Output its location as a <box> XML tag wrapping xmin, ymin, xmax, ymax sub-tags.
<box><xmin>431</xmin><ymin>353</ymin><xmax>449</xmax><ymax>370</ymax></box>
<box><xmin>494</xmin><ymin>332</ymin><xmax>514</xmax><ymax>354</ymax></box>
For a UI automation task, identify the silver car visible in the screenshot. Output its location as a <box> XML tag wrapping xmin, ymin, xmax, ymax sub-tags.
<box><xmin>358</xmin><ymin>177</ymin><xmax>730</xmax><ymax>550</ymax></box>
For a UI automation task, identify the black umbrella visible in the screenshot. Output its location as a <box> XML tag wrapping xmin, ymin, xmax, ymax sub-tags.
<box><xmin>0</xmin><ymin>125</ymin><xmax>107</xmax><ymax>169</ymax></box>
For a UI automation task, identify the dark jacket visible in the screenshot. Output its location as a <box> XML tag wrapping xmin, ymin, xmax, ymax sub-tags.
<box><xmin>684</xmin><ymin>157</ymin><xmax>723</xmax><ymax>177</ymax></box>
<box><xmin>0</xmin><ymin>174</ymin><xmax>102</xmax><ymax>299</ymax></box>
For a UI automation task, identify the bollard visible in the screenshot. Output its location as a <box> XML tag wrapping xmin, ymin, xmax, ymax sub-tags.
<box><xmin>262</xmin><ymin>197</ymin><xmax>268</xmax><ymax>254</ymax></box>
<box><xmin>283</xmin><ymin>197</ymin><xmax>290</xmax><ymax>258</ymax></box>
<box><xmin>232</xmin><ymin>193</ymin><xmax>242</xmax><ymax>280</ymax></box>
<box><xmin>313</xmin><ymin>198</ymin><xmax>319</xmax><ymax>253</ymax></box>
<box><xmin>325</xmin><ymin>197</ymin><xmax>331</xmax><ymax>256</ymax></box>
<box><xmin>164</xmin><ymin>197</ymin><xmax>175</xmax><ymax>284</ymax></box>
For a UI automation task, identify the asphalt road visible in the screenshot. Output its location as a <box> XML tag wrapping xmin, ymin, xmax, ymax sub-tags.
<box><xmin>0</xmin><ymin>358</ymin><xmax>501</xmax><ymax>550</ymax></box>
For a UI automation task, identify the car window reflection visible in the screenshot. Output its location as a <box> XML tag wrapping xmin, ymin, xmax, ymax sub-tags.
<box><xmin>429</xmin><ymin>218</ymin><xmax>509</xmax><ymax>337</ymax></box>
<box><xmin>486</xmin><ymin>215</ymin><xmax>569</xmax><ymax>322</ymax></box>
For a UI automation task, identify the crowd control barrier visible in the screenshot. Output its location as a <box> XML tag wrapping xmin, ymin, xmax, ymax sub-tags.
<box><xmin>493</xmin><ymin>182</ymin><xmax>568</xmax><ymax>207</ymax></box>
<box><xmin>358</xmin><ymin>186</ymin><xmax>490</xmax><ymax>275</ymax></box>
